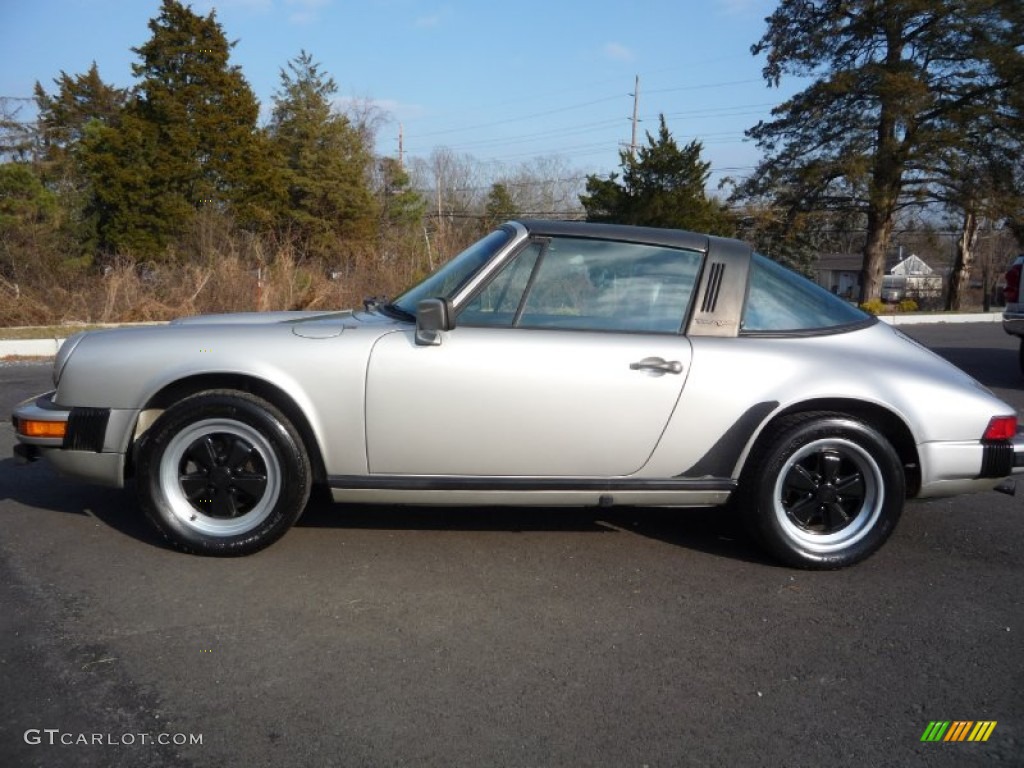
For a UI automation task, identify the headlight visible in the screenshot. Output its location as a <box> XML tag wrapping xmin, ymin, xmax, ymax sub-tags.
<box><xmin>53</xmin><ymin>331</ymin><xmax>87</xmax><ymax>388</ymax></box>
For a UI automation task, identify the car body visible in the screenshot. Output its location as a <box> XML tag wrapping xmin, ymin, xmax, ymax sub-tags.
<box><xmin>13</xmin><ymin>220</ymin><xmax>1024</xmax><ymax>567</ymax></box>
<box><xmin>1002</xmin><ymin>254</ymin><xmax>1024</xmax><ymax>371</ymax></box>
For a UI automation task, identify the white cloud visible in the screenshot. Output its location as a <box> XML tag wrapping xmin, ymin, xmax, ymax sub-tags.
<box><xmin>414</xmin><ymin>5</ymin><xmax>452</xmax><ymax>29</ymax></box>
<box><xmin>196</xmin><ymin>0</ymin><xmax>330</xmax><ymax>23</ymax></box>
<box><xmin>715</xmin><ymin>0</ymin><xmax>772</xmax><ymax>17</ymax></box>
<box><xmin>286</xmin><ymin>0</ymin><xmax>330</xmax><ymax>25</ymax></box>
<box><xmin>195</xmin><ymin>0</ymin><xmax>273</xmax><ymax>13</ymax></box>
<box><xmin>603</xmin><ymin>42</ymin><xmax>633</xmax><ymax>62</ymax></box>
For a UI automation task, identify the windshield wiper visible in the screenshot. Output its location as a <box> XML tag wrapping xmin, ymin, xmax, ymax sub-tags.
<box><xmin>379</xmin><ymin>302</ymin><xmax>416</xmax><ymax>322</ymax></box>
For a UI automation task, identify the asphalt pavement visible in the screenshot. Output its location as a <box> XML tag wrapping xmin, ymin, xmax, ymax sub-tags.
<box><xmin>1</xmin><ymin>323</ymin><xmax>1022</xmax><ymax>767</ymax></box>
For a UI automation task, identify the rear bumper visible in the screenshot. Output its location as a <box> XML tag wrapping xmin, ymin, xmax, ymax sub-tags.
<box><xmin>1014</xmin><ymin>434</ymin><xmax>1024</xmax><ymax>473</ymax></box>
<box><xmin>916</xmin><ymin>434</ymin><xmax>1024</xmax><ymax>498</ymax></box>
<box><xmin>1002</xmin><ymin>311</ymin><xmax>1024</xmax><ymax>337</ymax></box>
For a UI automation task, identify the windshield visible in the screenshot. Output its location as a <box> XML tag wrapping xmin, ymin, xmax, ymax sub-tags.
<box><xmin>391</xmin><ymin>228</ymin><xmax>513</xmax><ymax>315</ymax></box>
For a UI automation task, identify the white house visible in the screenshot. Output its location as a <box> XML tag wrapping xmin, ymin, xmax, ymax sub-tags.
<box><xmin>816</xmin><ymin>252</ymin><xmax>944</xmax><ymax>302</ymax></box>
<box><xmin>884</xmin><ymin>254</ymin><xmax>943</xmax><ymax>301</ymax></box>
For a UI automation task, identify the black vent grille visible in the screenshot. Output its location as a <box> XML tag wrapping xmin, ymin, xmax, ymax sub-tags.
<box><xmin>63</xmin><ymin>408</ymin><xmax>110</xmax><ymax>452</ymax></box>
<box><xmin>980</xmin><ymin>441</ymin><xmax>1014</xmax><ymax>479</ymax></box>
<box><xmin>700</xmin><ymin>262</ymin><xmax>726</xmax><ymax>313</ymax></box>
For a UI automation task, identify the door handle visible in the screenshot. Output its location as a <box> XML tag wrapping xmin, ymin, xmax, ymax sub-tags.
<box><xmin>630</xmin><ymin>357</ymin><xmax>683</xmax><ymax>375</ymax></box>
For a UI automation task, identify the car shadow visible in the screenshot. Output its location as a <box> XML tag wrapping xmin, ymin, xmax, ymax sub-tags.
<box><xmin>2</xmin><ymin>458</ymin><xmax>769</xmax><ymax>564</ymax></box>
<box><xmin>298</xmin><ymin>490</ymin><xmax>772</xmax><ymax>565</ymax></box>
<box><xmin>0</xmin><ymin>458</ymin><xmax>170</xmax><ymax>550</ymax></box>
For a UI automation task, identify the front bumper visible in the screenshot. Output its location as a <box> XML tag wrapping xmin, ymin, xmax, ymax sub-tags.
<box><xmin>12</xmin><ymin>392</ymin><xmax>128</xmax><ymax>488</ymax></box>
<box><xmin>13</xmin><ymin>442</ymin><xmax>41</xmax><ymax>464</ymax></box>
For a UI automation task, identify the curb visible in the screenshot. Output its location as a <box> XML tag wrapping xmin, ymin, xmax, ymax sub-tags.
<box><xmin>1</xmin><ymin>337</ymin><xmax>67</xmax><ymax>358</ymax></box>
<box><xmin>0</xmin><ymin>322</ymin><xmax>164</xmax><ymax>359</ymax></box>
<box><xmin>876</xmin><ymin>312</ymin><xmax>1003</xmax><ymax>326</ymax></box>
<box><xmin>0</xmin><ymin>312</ymin><xmax>1007</xmax><ymax>359</ymax></box>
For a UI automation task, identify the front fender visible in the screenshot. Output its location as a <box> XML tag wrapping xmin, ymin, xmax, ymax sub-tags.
<box><xmin>53</xmin><ymin>323</ymin><xmax>386</xmax><ymax>476</ymax></box>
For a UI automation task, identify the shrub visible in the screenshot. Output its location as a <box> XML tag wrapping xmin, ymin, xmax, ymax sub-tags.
<box><xmin>897</xmin><ymin>298</ymin><xmax>918</xmax><ymax>313</ymax></box>
<box><xmin>859</xmin><ymin>299</ymin><xmax>886</xmax><ymax>315</ymax></box>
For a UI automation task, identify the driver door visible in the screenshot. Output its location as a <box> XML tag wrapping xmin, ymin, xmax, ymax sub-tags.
<box><xmin>364</xmin><ymin>237</ymin><xmax>703</xmax><ymax>477</ymax></box>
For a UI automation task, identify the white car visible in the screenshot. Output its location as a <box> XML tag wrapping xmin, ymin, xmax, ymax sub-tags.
<box><xmin>1002</xmin><ymin>254</ymin><xmax>1024</xmax><ymax>371</ymax></box>
<box><xmin>13</xmin><ymin>221</ymin><xmax>1024</xmax><ymax>567</ymax></box>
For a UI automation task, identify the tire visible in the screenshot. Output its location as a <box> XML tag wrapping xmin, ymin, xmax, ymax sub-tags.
<box><xmin>135</xmin><ymin>390</ymin><xmax>312</xmax><ymax>556</ymax></box>
<box><xmin>740</xmin><ymin>412</ymin><xmax>905</xmax><ymax>569</ymax></box>
<box><xmin>1018</xmin><ymin>338</ymin><xmax>1024</xmax><ymax>375</ymax></box>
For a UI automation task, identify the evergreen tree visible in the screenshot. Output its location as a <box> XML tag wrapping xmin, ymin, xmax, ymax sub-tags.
<box><xmin>0</xmin><ymin>164</ymin><xmax>55</xmax><ymax>225</ymax></box>
<box><xmin>34</xmin><ymin>64</ymin><xmax>126</xmax><ymax>186</ymax></box>
<box><xmin>734</xmin><ymin>0</ymin><xmax>1024</xmax><ymax>302</ymax></box>
<box><xmin>33</xmin><ymin>64</ymin><xmax>127</xmax><ymax>256</ymax></box>
<box><xmin>125</xmin><ymin>0</ymin><xmax>265</xmax><ymax>251</ymax></box>
<box><xmin>484</xmin><ymin>182</ymin><xmax>517</xmax><ymax>229</ymax></box>
<box><xmin>78</xmin><ymin>113</ymin><xmax>171</xmax><ymax>255</ymax></box>
<box><xmin>377</xmin><ymin>157</ymin><xmax>426</xmax><ymax>229</ymax></box>
<box><xmin>0</xmin><ymin>98</ymin><xmax>38</xmax><ymax>164</ymax></box>
<box><xmin>0</xmin><ymin>163</ymin><xmax>67</xmax><ymax>284</ymax></box>
<box><xmin>266</xmin><ymin>50</ymin><xmax>378</xmax><ymax>256</ymax></box>
<box><xmin>580</xmin><ymin>116</ymin><xmax>734</xmax><ymax>235</ymax></box>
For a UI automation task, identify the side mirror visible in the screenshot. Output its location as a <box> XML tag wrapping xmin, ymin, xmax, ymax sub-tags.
<box><xmin>415</xmin><ymin>297</ymin><xmax>455</xmax><ymax>346</ymax></box>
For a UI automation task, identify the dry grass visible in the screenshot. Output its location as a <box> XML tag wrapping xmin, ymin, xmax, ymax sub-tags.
<box><xmin>0</xmin><ymin>243</ymin><xmax>431</xmax><ymax>327</ymax></box>
<box><xmin>0</xmin><ymin>211</ymin><xmax>486</xmax><ymax>327</ymax></box>
<box><xmin>0</xmin><ymin>324</ymin><xmax>156</xmax><ymax>340</ymax></box>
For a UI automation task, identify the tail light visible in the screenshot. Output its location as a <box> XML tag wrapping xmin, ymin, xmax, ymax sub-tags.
<box><xmin>1005</xmin><ymin>263</ymin><xmax>1022</xmax><ymax>303</ymax></box>
<box><xmin>983</xmin><ymin>415</ymin><xmax>1018</xmax><ymax>441</ymax></box>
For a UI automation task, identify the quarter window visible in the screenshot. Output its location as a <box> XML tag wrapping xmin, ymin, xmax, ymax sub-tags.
<box><xmin>742</xmin><ymin>253</ymin><xmax>870</xmax><ymax>332</ymax></box>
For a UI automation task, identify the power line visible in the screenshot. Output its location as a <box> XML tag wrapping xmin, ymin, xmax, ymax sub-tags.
<box><xmin>403</xmin><ymin>118</ymin><xmax>625</xmax><ymax>154</ymax></box>
<box><xmin>644</xmin><ymin>78</ymin><xmax>761</xmax><ymax>95</ymax></box>
<box><xmin>408</xmin><ymin>95</ymin><xmax>623</xmax><ymax>140</ymax></box>
<box><xmin>402</xmin><ymin>76</ymin><xmax>778</xmax><ymax>143</ymax></box>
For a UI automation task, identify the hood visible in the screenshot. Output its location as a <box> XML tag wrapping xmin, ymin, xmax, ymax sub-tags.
<box><xmin>169</xmin><ymin>308</ymin><xmax>403</xmax><ymax>338</ymax></box>
<box><xmin>170</xmin><ymin>310</ymin><xmax>353</xmax><ymax>326</ymax></box>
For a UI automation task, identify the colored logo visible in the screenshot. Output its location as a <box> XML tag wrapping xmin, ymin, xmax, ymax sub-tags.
<box><xmin>920</xmin><ymin>721</ymin><xmax>997</xmax><ymax>742</ymax></box>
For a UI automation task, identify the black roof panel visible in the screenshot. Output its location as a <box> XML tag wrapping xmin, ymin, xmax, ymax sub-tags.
<box><xmin>513</xmin><ymin>219</ymin><xmax>743</xmax><ymax>254</ymax></box>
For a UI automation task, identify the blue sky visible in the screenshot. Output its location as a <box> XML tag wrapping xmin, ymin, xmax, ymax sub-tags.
<box><xmin>1</xmin><ymin>0</ymin><xmax>797</xmax><ymax>187</ymax></box>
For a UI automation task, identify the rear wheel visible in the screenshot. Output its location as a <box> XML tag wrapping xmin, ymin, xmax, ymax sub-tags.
<box><xmin>1018</xmin><ymin>338</ymin><xmax>1024</xmax><ymax>375</ymax></box>
<box><xmin>136</xmin><ymin>391</ymin><xmax>311</xmax><ymax>556</ymax></box>
<box><xmin>741</xmin><ymin>413</ymin><xmax>904</xmax><ymax>569</ymax></box>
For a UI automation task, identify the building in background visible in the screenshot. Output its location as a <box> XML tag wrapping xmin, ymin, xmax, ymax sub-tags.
<box><xmin>815</xmin><ymin>252</ymin><xmax>944</xmax><ymax>305</ymax></box>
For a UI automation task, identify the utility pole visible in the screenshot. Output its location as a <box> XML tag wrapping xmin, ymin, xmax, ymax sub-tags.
<box><xmin>398</xmin><ymin>123</ymin><xmax>404</xmax><ymax>170</ymax></box>
<box><xmin>629</xmin><ymin>75</ymin><xmax>640</xmax><ymax>161</ymax></box>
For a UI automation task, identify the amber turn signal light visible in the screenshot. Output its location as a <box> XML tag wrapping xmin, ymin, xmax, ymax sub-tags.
<box><xmin>17</xmin><ymin>419</ymin><xmax>67</xmax><ymax>439</ymax></box>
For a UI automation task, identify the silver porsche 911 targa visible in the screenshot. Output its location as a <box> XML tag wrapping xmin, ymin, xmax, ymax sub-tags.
<box><xmin>12</xmin><ymin>220</ymin><xmax>1024</xmax><ymax>567</ymax></box>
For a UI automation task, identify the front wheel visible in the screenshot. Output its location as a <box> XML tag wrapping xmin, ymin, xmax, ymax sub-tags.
<box><xmin>136</xmin><ymin>391</ymin><xmax>312</xmax><ymax>556</ymax></box>
<box><xmin>741</xmin><ymin>413</ymin><xmax>905</xmax><ymax>569</ymax></box>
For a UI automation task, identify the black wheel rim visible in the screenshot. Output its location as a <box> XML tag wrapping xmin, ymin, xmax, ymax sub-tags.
<box><xmin>159</xmin><ymin>419</ymin><xmax>282</xmax><ymax>537</ymax></box>
<box><xmin>771</xmin><ymin>437</ymin><xmax>883</xmax><ymax>553</ymax></box>
<box><xmin>781</xmin><ymin>448</ymin><xmax>866</xmax><ymax>534</ymax></box>
<box><xmin>178</xmin><ymin>433</ymin><xmax>269</xmax><ymax>518</ymax></box>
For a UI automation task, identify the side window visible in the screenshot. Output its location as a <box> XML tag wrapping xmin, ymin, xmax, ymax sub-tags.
<box><xmin>517</xmin><ymin>238</ymin><xmax>700</xmax><ymax>333</ymax></box>
<box><xmin>742</xmin><ymin>253</ymin><xmax>869</xmax><ymax>332</ymax></box>
<box><xmin>458</xmin><ymin>243</ymin><xmax>541</xmax><ymax>327</ymax></box>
